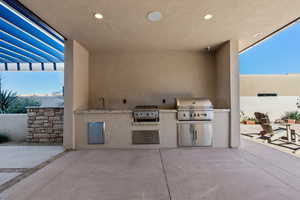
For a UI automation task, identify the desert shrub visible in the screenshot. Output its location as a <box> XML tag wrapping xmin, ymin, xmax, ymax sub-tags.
<box><xmin>0</xmin><ymin>88</ymin><xmax>17</xmax><ymax>113</ymax></box>
<box><xmin>7</xmin><ymin>97</ymin><xmax>40</xmax><ymax>113</ymax></box>
<box><xmin>0</xmin><ymin>75</ymin><xmax>17</xmax><ymax>113</ymax></box>
<box><xmin>281</xmin><ymin>111</ymin><xmax>300</xmax><ymax>120</ymax></box>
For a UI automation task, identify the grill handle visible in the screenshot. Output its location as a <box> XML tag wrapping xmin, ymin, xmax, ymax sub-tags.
<box><xmin>192</xmin><ymin>129</ymin><xmax>197</xmax><ymax>144</ymax></box>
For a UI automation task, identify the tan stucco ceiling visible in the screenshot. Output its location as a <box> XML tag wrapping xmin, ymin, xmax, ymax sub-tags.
<box><xmin>19</xmin><ymin>0</ymin><xmax>300</xmax><ymax>52</ymax></box>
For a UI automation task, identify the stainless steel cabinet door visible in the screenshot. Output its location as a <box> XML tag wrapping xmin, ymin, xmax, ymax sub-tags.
<box><xmin>192</xmin><ymin>122</ymin><xmax>213</xmax><ymax>146</ymax></box>
<box><xmin>177</xmin><ymin>123</ymin><xmax>194</xmax><ymax>146</ymax></box>
<box><xmin>88</xmin><ymin>122</ymin><xmax>105</xmax><ymax>144</ymax></box>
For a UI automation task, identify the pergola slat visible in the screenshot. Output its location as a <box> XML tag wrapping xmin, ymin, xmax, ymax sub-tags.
<box><xmin>0</xmin><ymin>62</ymin><xmax>64</xmax><ymax>71</ymax></box>
<box><xmin>0</xmin><ymin>1</ymin><xmax>64</xmax><ymax>71</ymax></box>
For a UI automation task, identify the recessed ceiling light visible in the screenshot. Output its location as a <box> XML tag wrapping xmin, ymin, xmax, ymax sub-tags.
<box><xmin>204</xmin><ymin>14</ymin><xmax>213</xmax><ymax>20</ymax></box>
<box><xmin>253</xmin><ymin>33</ymin><xmax>263</xmax><ymax>38</ymax></box>
<box><xmin>94</xmin><ymin>13</ymin><xmax>103</xmax><ymax>19</ymax></box>
<box><xmin>147</xmin><ymin>11</ymin><xmax>162</xmax><ymax>22</ymax></box>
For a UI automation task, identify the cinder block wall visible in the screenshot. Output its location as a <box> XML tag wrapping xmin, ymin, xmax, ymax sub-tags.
<box><xmin>27</xmin><ymin>107</ymin><xmax>64</xmax><ymax>143</ymax></box>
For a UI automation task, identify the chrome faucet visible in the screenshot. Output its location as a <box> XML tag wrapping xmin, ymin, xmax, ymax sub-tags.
<box><xmin>98</xmin><ymin>97</ymin><xmax>106</xmax><ymax>109</ymax></box>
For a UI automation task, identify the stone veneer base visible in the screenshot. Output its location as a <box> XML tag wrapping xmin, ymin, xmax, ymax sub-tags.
<box><xmin>27</xmin><ymin>107</ymin><xmax>64</xmax><ymax>143</ymax></box>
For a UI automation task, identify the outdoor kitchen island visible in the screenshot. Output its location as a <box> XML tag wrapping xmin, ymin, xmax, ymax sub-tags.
<box><xmin>62</xmin><ymin>40</ymin><xmax>240</xmax><ymax>150</ymax></box>
<box><xmin>74</xmin><ymin>109</ymin><xmax>230</xmax><ymax>149</ymax></box>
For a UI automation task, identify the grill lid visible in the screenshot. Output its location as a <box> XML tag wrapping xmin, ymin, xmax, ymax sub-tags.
<box><xmin>176</xmin><ymin>98</ymin><xmax>213</xmax><ymax>110</ymax></box>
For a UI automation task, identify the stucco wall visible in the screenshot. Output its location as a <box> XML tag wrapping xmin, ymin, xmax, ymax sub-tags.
<box><xmin>89</xmin><ymin>51</ymin><xmax>216</xmax><ymax>109</ymax></box>
<box><xmin>73</xmin><ymin>41</ymin><xmax>90</xmax><ymax>110</ymax></box>
<box><xmin>240</xmin><ymin>74</ymin><xmax>300</xmax><ymax>96</ymax></box>
<box><xmin>240</xmin><ymin>74</ymin><xmax>300</xmax><ymax>122</ymax></box>
<box><xmin>215</xmin><ymin>42</ymin><xmax>230</xmax><ymax>109</ymax></box>
<box><xmin>240</xmin><ymin>96</ymin><xmax>299</xmax><ymax>121</ymax></box>
<box><xmin>0</xmin><ymin>114</ymin><xmax>27</xmax><ymax>142</ymax></box>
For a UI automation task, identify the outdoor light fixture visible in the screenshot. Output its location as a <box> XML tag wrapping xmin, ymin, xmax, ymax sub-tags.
<box><xmin>94</xmin><ymin>13</ymin><xmax>103</xmax><ymax>19</ymax></box>
<box><xmin>204</xmin><ymin>14</ymin><xmax>213</xmax><ymax>20</ymax></box>
<box><xmin>147</xmin><ymin>11</ymin><xmax>162</xmax><ymax>22</ymax></box>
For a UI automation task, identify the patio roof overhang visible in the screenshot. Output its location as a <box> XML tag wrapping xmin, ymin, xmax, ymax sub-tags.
<box><xmin>0</xmin><ymin>0</ymin><xmax>64</xmax><ymax>71</ymax></box>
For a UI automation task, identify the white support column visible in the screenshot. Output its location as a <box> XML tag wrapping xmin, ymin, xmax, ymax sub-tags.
<box><xmin>64</xmin><ymin>40</ymin><xmax>89</xmax><ymax>149</ymax></box>
<box><xmin>215</xmin><ymin>40</ymin><xmax>240</xmax><ymax>148</ymax></box>
<box><xmin>229</xmin><ymin>40</ymin><xmax>240</xmax><ymax>148</ymax></box>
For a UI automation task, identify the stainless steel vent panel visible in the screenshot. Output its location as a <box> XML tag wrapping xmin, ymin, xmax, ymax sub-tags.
<box><xmin>132</xmin><ymin>130</ymin><xmax>160</xmax><ymax>144</ymax></box>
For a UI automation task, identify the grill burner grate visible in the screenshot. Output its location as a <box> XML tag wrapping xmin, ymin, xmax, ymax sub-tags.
<box><xmin>133</xmin><ymin>105</ymin><xmax>159</xmax><ymax>122</ymax></box>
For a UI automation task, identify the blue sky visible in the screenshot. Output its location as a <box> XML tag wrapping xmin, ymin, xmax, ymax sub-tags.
<box><xmin>240</xmin><ymin>22</ymin><xmax>300</xmax><ymax>74</ymax></box>
<box><xmin>0</xmin><ymin>72</ymin><xmax>63</xmax><ymax>95</ymax></box>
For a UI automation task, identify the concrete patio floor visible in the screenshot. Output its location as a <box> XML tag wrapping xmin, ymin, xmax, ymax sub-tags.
<box><xmin>0</xmin><ymin>139</ymin><xmax>300</xmax><ymax>200</ymax></box>
<box><xmin>241</xmin><ymin>124</ymin><xmax>300</xmax><ymax>157</ymax></box>
<box><xmin>0</xmin><ymin>146</ymin><xmax>65</xmax><ymax>168</ymax></box>
<box><xmin>0</xmin><ymin>146</ymin><xmax>64</xmax><ymax>192</ymax></box>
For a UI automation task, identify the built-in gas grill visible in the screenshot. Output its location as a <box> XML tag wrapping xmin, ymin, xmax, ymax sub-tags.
<box><xmin>176</xmin><ymin>98</ymin><xmax>213</xmax><ymax>121</ymax></box>
<box><xmin>133</xmin><ymin>105</ymin><xmax>159</xmax><ymax>122</ymax></box>
<box><xmin>176</xmin><ymin>98</ymin><xmax>214</xmax><ymax>147</ymax></box>
<box><xmin>132</xmin><ymin>105</ymin><xmax>160</xmax><ymax>145</ymax></box>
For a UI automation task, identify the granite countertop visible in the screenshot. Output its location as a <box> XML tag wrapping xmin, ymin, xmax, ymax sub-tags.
<box><xmin>74</xmin><ymin>109</ymin><xmax>229</xmax><ymax>114</ymax></box>
<box><xmin>74</xmin><ymin>109</ymin><xmax>132</xmax><ymax>114</ymax></box>
<box><xmin>214</xmin><ymin>109</ymin><xmax>230</xmax><ymax>112</ymax></box>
